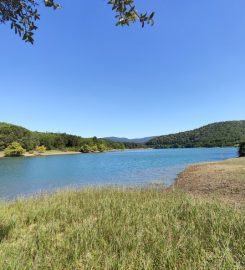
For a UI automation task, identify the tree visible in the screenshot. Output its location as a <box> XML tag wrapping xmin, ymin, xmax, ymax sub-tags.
<box><xmin>4</xmin><ymin>142</ymin><xmax>26</xmax><ymax>157</ymax></box>
<box><xmin>80</xmin><ymin>144</ymin><xmax>91</xmax><ymax>153</ymax></box>
<box><xmin>0</xmin><ymin>0</ymin><xmax>154</xmax><ymax>44</ymax></box>
<box><xmin>97</xmin><ymin>143</ymin><xmax>107</xmax><ymax>152</ymax></box>
<box><xmin>108</xmin><ymin>0</ymin><xmax>154</xmax><ymax>27</ymax></box>
<box><xmin>35</xmin><ymin>145</ymin><xmax>47</xmax><ymax>153</ymax></box>
<box><xmin>239</xmin><ymin>142</ymin><xmax>245</xmax><ymax>157</ymax></box>
<box><xmin>90</xmin><ymin>145</ymin><xmax>98</xmax><ymax>153</ymax></box>
<box><xmin>0</xmin><ymin>122</ymin><xmax>36</xmax><ymax>151</ymax></box>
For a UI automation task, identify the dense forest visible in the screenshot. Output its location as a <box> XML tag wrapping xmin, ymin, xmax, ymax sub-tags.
<box><xmin>0</xmin><ymin>123</ymin><xmax>145</xmax><ymax>153</ymax></box>
<box><xmin>146</xmin><ymin>121</ymin><xmax>245</xmax><ymax>148</ymax></box>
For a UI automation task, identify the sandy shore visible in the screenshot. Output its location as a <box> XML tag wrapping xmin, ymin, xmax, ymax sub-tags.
<box><xmin>0</xmin><ymin>150</ymin><xmax>81</xmax><ymax>158</ymax></box>
<box><xmin>0</xmin><ymin>148</ymin><xmax>151</xmax><ymax>159</ymax></box>
<box><xmin>174</xmin><ymin>157</ymin><xmax>245</xmax><ymax>206</ymax></box>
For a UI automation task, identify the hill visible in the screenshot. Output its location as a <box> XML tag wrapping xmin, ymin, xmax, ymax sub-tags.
<box><xmin>146</xmin><ymin>121</ymin><xmax>245</xmax><ymax>148</ymax></box>
<box><xmin>0</xmin><ymin>122</ymin><xmax>144</xmax><ymax>152</ymax></box>
<box><xmin>0</xmin><ymin>122</ymin><xmax>33</xmax><ymax>151</ymax></box>
<box><xmin>104</xmin><ymin>136</ymin><xmax>155</xmax><ymax>144</ymax></box>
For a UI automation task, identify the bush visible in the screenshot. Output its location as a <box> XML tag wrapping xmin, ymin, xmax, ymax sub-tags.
<box><xmin>90</xmin><ymin>145</ymin><xmax>98</xmax><ymax>152</ymax></box>
<box><xmin>35</xmin><ymin>145</ymin><xmax>47</xmax><ymax>153</ymax></box>
<box><xmin>97</xmin><ymin>143</ymin><xmax>107</xmax><ymax>152</ymax></box>
<box><xmin>239</xmin><ymin>142</ymin><xmax>245</xmax><ymax>157</ymax></box>
<box><xmin>80</xmin><ymin>144</ymin><xmax>91</xmax><ymax>153</ymax></box>
<box><xmin>4</xmin><ymin>142</ymin><xmax>25</xmax><ymax>157</ymax></box>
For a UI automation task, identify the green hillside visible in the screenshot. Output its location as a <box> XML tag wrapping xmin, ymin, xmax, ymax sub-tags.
<box><xmin>0</xmin><ymin>122</ymin><xmax>144</xmax><ymax>152</ymax></box>
<box><xmin>146</xmin><ymin>121</ymin><xmax>245</xmax><ymax>148</ymax></box>
<box><xmin>0</xmin><ymin>122</ymin><xmax>33</xmax><ymax>151</ymax></box>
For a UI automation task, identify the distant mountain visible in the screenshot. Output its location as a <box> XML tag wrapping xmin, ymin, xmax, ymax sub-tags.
<box><xmin>146</xmin><ymin>121</ymin><xmax>245</xmax><ymax>148</ymax></box>
<box><xmin>104</xmin><ymin>136</ymin><xmax>155</xmax><ymax>144</ymax></box>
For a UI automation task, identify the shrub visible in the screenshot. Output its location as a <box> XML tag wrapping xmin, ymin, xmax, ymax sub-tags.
<box><xmin>80</xmin><ymin>144</ymin><xmax>91</xmax><ymax>153</ymax></box>
<box><xmin>97</xmin><ymin>143</ymin><xmax>107</xmax><ymax>152</ymax></box>
<box><xmin>239</xmin><ymin>142</ymin><xmax>245</xmax><ymax>157</ymax></box>
<box><xmin>35</xmin><ymin>145</ymin><xmax>47</xmax><ymax>153</ymax></box>
<box><xmin>90</xmin><ymin>145</ymin><xmax>98</xmax><ymax>152</ymax></box>
<box><xmin>4</xmin><ymin>142</ymin><xmax>25</xmax><ymax>157</ymax></box>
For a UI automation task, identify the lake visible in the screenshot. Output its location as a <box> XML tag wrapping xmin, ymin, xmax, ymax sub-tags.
<box><xmin>0</xmin><ymin>148</ymin><xmax>238</xmax><ymax>200</ymax></box>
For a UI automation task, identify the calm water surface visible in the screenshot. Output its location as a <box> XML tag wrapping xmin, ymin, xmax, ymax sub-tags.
<box><xmin>0</xmin><ymin>148</ymin><xmax>238</xmax><ymax>200</ymax></box>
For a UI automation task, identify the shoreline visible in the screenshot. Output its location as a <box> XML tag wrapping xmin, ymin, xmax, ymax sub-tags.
<box><xmin>0</xmin><ymin>150</ymin><xmax>81</xmax><ymax>159</ymax></box>
<box><xmin>0</xmin><ymin>148</ymin><xmax>153</xmax><ymax>159</ymax></box>
<box><xmin>173</xmin><ymin>157</ymin><xmax>245</xmax><ymax>206</ymax></box>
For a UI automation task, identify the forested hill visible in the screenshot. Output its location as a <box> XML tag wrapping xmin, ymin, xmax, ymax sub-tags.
<box><xmin>1</xmin><ymin>121</ymin><xmax>244</xmax><ymax>152</ymax></box>
<box><xmin>0</xmin><ymin>122</ymin><xmax>144</xmax><ymax>152</ymax></box>
<box><xmin>146</xmin><ymin>121</ymin><xmax>245</xmax><ymax>148</ymax></box>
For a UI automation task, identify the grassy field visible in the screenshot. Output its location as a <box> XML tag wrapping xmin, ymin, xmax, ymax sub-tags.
<box><xmin>0</xmin><ymin>188</ymin><xmax>245</xmax><ymax>270</ymax></box>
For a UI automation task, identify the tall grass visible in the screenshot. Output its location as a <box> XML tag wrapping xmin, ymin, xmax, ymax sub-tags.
<box><xmin>0</xmin><ymin>188</ymin><xmax>244</xmax><ymax>270</ymax></box>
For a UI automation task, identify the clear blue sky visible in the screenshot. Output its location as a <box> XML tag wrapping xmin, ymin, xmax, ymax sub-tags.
<box><xmin>0</xmin><ymin>0</ymin><xmax>244</xmax><ymax>138</ymax></box>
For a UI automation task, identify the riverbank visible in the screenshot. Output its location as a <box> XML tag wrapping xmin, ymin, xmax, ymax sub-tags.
<box><xmin>174</xmin><ymin>157</ymin><xmax>245</xmax><ymax>207</ymax></box>
<box><xmin>0</xmin><ymin>150</ymin><xmax>81</xmax><ymax>158</ymax></box>
<box><xmin>0</xmin><ymin>149</ymin><xmax>130</xmax><ymax>158</ymax></box>
<box><xmin>0</xmin><ymin>148</ymin><xmax>151</xmax><ymax>159</ymax></box>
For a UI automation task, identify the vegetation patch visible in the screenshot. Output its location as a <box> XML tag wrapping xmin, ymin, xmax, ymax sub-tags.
<box><xmin>0</xmin><ymin>188</ymin><xmax>244</xmax><ymax>270</ymax></box>
<box><xmin>175</xmin><ymin>157</ymin><xmax>245</xmax><ymax>207</ymax></box>
<box><xmin>4</xmin><ymin>142</ymin><xmax>25</xmax><ymax>157</ymax></box>
<box><xmin>239</xmin><ymin>142</ymin><xmax>245</xmax><ymax>157</ymax></box>
<box><xmin>35</xmin><ymin>145</ymin><xmax>47</xmax><ymax>154</ymax></box>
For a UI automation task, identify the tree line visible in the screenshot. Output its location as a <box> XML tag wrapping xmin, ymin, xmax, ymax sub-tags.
<box><xmin>0</xmin><ymin>122</ymin><xmax>145</xmax><ymax>155</ymax></box>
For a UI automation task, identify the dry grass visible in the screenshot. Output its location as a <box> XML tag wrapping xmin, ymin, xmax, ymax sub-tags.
<box><xmin>175</xmin><ymin>157</ymin><xmax>245</xmax><ymax>207</ymax></box>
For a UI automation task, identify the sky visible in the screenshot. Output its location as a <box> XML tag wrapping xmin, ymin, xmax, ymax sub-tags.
<box><xmin>0</xmin><ymin>0</ymin><xmax>245</xmax><ymax>138</ymax></box>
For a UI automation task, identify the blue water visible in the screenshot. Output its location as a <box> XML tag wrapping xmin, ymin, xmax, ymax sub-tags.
<box><xmin>0</xmin><ymin>148</ymin><xmax>238</xmax><ymax>200</ymax></box>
